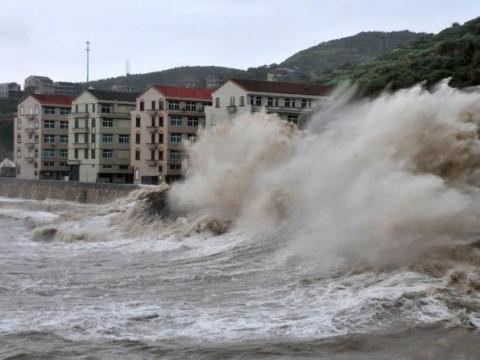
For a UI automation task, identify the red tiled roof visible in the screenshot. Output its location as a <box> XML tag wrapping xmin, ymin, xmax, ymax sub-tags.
<box><xmin>152</xmin><ymin>85</ymin><xmax>212</xmax><ymax>100</ymax></box>
<box><xmin>31</xmin><ymin>94</ymin><xmax>75</xmax><ymax>106</ymax></box>
<box><xmin>230</xmin><ymin>79</ymin><xmax>333</xmax><ymax>96</ymax></box>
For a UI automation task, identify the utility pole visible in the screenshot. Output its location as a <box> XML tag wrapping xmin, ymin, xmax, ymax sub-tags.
<box><xmin>86</xmin><ymin>41</ymin><xmax>91</xmax><ymax>82</ymax></box>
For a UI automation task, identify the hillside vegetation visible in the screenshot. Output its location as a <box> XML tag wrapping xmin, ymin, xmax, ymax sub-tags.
<box><xmin>281</xmin><ymin>31</ymin><xmax>422</xmax><ymax>74</ymax></box>
<box><xmin>322</xmin><ymin>17</ymin><xmax>480</xmax><ymax>95</ymax></box>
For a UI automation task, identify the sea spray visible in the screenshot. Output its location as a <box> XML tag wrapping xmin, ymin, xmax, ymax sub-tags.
<box><xmin>169</xmin><ymin>81</ymin><xmax>480</xmax><ymax>269</ymax></box>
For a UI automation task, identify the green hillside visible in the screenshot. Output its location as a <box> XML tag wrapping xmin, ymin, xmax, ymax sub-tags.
<box><xmin>281</xmin><ymin>31</ymin><xmax>422</xmax><ymax>74</ymax></box>
<box><xmin>322</xmin><ymin>17</ymin><xmax>480</xmax><ymax>95</ymax></box>
<box><xmin>87</xmin><ymin>66</ymin><xmax>266</xmax><ymax>91</ymax></box>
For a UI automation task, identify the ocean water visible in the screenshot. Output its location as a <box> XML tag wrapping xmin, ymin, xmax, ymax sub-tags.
<box><xmin>0</xmin><ymin>196</ymin><xmax>479</xmax><ymax>359</ymax></box>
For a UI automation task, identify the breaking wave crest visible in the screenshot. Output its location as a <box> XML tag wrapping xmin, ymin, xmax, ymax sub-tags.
<box><xmin>168</xmin><ymin>81</ymin><xmax>480</xmax><ymax>269</ymax></box>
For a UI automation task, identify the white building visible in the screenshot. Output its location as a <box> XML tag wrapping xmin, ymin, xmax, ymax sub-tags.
<box><xmin>205</xmin><ymin>79</ymin><xmax>332</xmax><ymax>129</ymax></box>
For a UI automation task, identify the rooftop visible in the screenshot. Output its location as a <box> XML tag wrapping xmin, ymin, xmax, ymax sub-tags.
<box><xmin>152</xmin><ymin>85</ymin><xmax>213</xmax><ymax>100</ymax></box>
<box><xmin>86</xmin><ymin>89</ymin><xmax>139</xmax><ymax>102</ymax></box>
<box><xmin>229</xmin><ymin>78</ymin><xmax>333</xmax><ymax>96</ymax></box>
<box><xmin>30</xmin><ymin>94</ymin><xmax>75</xmax><ymax>106</ymax></box>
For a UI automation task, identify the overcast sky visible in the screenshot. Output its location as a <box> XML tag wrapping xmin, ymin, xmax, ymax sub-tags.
<box><xmin>1</xmin><ymin>0</ymin><xmax>479</xmax><ymax>84</ymax></box>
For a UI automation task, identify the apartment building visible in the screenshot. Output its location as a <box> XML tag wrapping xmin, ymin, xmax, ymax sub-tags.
<box><xmin>24</xmin><ymin>76</ymin><xmax>55</xmax><ymax>95</ymax></box>
<box><xmin>0</xmin><ymin>82</ymin><xmax>22</xmax><ymax>98</ymax></box>
<box><xmin>68</xmin><ymin>89</ymin><xmax>137</xmax><ymax>183</ymax></box>
<box><xmin>205</xmin><ymin>79</ymin><xmax>333</xmax><ymax>130</ymax></box>
<box><xmin>14</xmin><ymin>94</ymin><xmax>74</xmax><ymax>180</ymax></box>
<box><xmin>131</xmin><ymin>85</ymin><xmax>212</xmax><ymax>185</ymax></box>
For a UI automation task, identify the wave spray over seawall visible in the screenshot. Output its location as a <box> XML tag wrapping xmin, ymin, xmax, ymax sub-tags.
<box><xmin>170</xmin><ymin>81</ymin><xmax>480</xmax><ymax>268</ymax></box>
<box><xmin>3</xmin><ymin>81</ymin><xmax>480</xmax><ymax>359</ymax></box>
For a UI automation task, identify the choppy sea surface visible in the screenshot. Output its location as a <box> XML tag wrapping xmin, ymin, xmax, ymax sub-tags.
<box><xmin>1</xmin><ymin>196</ymin><xmax>480</xmax><ymax>360</ymax></box>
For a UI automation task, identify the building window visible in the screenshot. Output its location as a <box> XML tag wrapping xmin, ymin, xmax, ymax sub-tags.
<box><xmin>44</xmin><ymin>120</ymin><xmax>55</xmax><ymax>128</ymax></box>
<box><xmin>159</xmin><ymin>133</ymin><xmax>163</xmax><ymax>144</ymax></box>
<box><xmin>17</xmin><ymin>149</ymin><xmax>21</xmax><ymax>158</ymax></box>
<box><xmin>34</xmin><ymin>105</ymin><xmax>39</xmax><ymax>114</ymax></box>
<box><xmin>75</xmin><ymin>118</ymin><xmax>79</xmax><ymax>128</ymax></box>
<box><xmin>75</xmin><ymin>104</ymin><xmax>79</xmax><ymax>113</ymax></box>
<box><xmin>186</xmin><ymin>102</ymin><xmax>196</xmax><ymax>111</ymax></box>
<box><xmin>187</xmin><ymin>117</ymin><xmax>199</xmax><ymax>127</ymax></box>
<box><xmin>151</xmin><ymin>116</ymin><xmax>156</xmax><ymax>127</ymax></box>
<box><xmin>74</xmin><ymin>149</ymin><xmax>78</xmax><ymax>159</ymax></box>
<box><xmin>43</xmin><ymin>161</ymin><xmax>54</xmax><ymax>167</ymax></box>
<box><xmin>35</xmin><ymin>135</ymin><xmax>38</xmax><ymax>144</ymax></box>
<box><xmin>85</xmin><ymin>104</ymin><xmax>89</xmax><ymax>112</ymax></box>
<box><xmin>170</xmin><ymin>115</ymin><xmax>182</xmax><ymax>126</ymax></box>
<box><xmin>102</xmin><ymin>134</ymin><xmax>113</xmax><ymax>143</ymax></box>
<box><xmin>119</xmin><ymin>134</ymin><xmax>129</xmax><ymax>144</ymax></box>
<box><xmin>135</xmin><ymin>132</ymin><xmax>141</xmax><ymax>144</ymax></box>
<box><xmin>150</xmin><ymin>133</ymin><xmax>156</xmax><ymax>144</ymax></box>
<box><xmin>17</xmin><ymin>118</ymin><xmax>21</xmax><ymax>129</ymax></box>
<box><xmin>159</xmin><ymin>117</ymin><xmax>164</xmax><ymax>127</ymax></box>
<box><xmin>20</xmin><ymin>106</ymin><xmax>24</xmax><ymax>115</ymax></box>
<box><xmin>59</xmin><ymin>162</ymin><xmax>67</xmax><ymax>167</ymax></box>
<box><xmin>102</xmin><ymin>118</ymin><xmax>113</xmax><ymax>127</ymax></box>
<box><xmin>135</xmin><ymin>148</ymin><xmax>140</xmax><ymax>160</ymax></box>
<box><xmin>215</xmin><ymin>97</ymin><xmax>220</xmax><ymax>108</ymax></box>
<box><xmin>59</xmin><ymin>149</ymin><xmax>68</xmax><ymax>158</ymax></box>
<box><xmin>60</xmin><ymin>108</ymin><xmax>70</xmax><ymax>115</ymax></box>
<box><xmin>285</xmin><ymin>98</ymin><xmax>291</xmax><ymax>107</ymax></box>
<box><xmin>84</xmin><ymin>149</ymin><xmax>88</xmax><ymax>159</ymax></box>
<box><xmin>60</xmin><ymin>121</ymin><xmax>68</xmax><ymax>129</ymax></box>
<box><xmin>159</xmin><ymin>100</ymin><xmax>164</xmax><ymax>110</ymax></box>
<box><xmin>188</xmin><ymin>134</ymin><xmax>197</xmax><ymax>142</ymax></box>
<box><xmin>169</xmin><ymin>150</ymin><xmax>181</xmax><ymax>161</ymax></box>
<box><xmin>151</xmin><ymin>100</ymin><xmax>156</xmax><ymax>110</ymax></box>
<box><xmin>17</xmin><ymin>134</ymin><xmax>21</xmax><ymax>144</ymax></box>
<box><xmin>308</xmin><ymin>99</ymin><xmax>312</xmax><ymax>108</ymax></box>
<box><xmin>91</xmin><ymin>134</ymin><xmax>95</xmax><ymax>143</ymax></box>
<box><xmin>169</xmin><ymin>163</ymin><xmax>181</xmax><ymax>171</ymax></box>
<box><xmin>287</xmin><ymin>114</ymin><xmax>298</xmax><ymax>124</ymax></box>
<box><xmin>168</xmin><ymin>100</ymin><xmax>180</xmax><ymax>110</ymax></box>
<box><xmin>239</xmin><ymin>96</ymin><xmax>245</xmax><ymax>106</ymax></box>
<box><xmin>43</xmin><ymin>149</ymin><xmax>55</xmax><ymax>158</ymax></box>
<box><xmin>140</xmin><ymin>100</ymin><xmax>144</xmax><ymax>111</ymax></box>
<box><xmin>43</xmin><ymin>106</ymin><xmax>55</xmax><ymax>115</ymax></box>
<box><xmin>301</xmin><ymin>99</ymin><xmax>307</xmax><ymax>108</ymax></box>
<box><xmin>267</xmin><ymin>97</ymin><xmax>273</xmax><ymax>106</ymax></box>
<box><xmin>275</xmin><ymin>98</ymin><xmax>279</xmax><ymax>106</ymax></box>
<box><xmin>58</xmin><ymin>135</ymin><xmax>67</xmax><ymax>144</ymax></box>
<box><xmin>158</xmin><ymin>150</ymin><xmax>163</xmax><ymax>160</ymax></box>
<box><xmin>101</xmin><ymin>104</ymin><xmax>112</xmax><ymax>113</ymax></box>
<box><xmin>170</xmin><ymin>133</ymin><xmax>182</xmax><ymax>144</ymax></box>
<box><xmin>136</xmin><ymin>116</ymin><xmax>141</xmax><ymax>128</ymax></box>
<box><xmin>74</xmin><ymin>133</ymin><xmax>79</xmax><ymax>143</ymax></box>
<box><xmin>91</xmin><ymin>149</ymin><xmax>96</xmax><ymax>159</ymax></box>
<box><xmin>91</xmin><ymin>118</ymin><xmax>96</xmax><ymax>128</ymax></box>
<box><xmin>291</xmin><ymin>99</ymin><xmax>296</xmax><ymax>108</ymax></box>
<box><xmin>92</xmin><ymin>104</ymin><xmax>96</xmax><ymax>113</ymax></box>
<box><xmin>102</xmin><ymin>149</ymin><xmax>113</xmax><ymax>159</ymax></box>
<box><xmin>103</xmin><ymin>164</ymin><xmax>112</xmax><ymax>169</ymax></box>
<box><xmin>44</xmin><ymin>135</ymin><xmax>55</xmax><ymax>143</ymax></box>
<box><xmin>229</xmin><ymin>97</ymin><xmax>235</xmax><ymax>106</ymax></box>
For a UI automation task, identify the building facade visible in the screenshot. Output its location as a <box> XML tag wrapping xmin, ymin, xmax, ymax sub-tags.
<box><xmin>24</xmin><ymin>76</ymin><xmax>55</xmax><ymax>95</ymax></box>
<box><xmin>131</xmin><ymin>85</ymin><xmax>212</xmax><ymax>185</ymax></box>
<box><xmin>205</xmin><ymin>79</ymin><xmax>332</xmax><ymax>130</ymax></box>
<box><xmin>0</xmin><ymin>82</ymin><xmax>22</xmax><ymax>98</ymax></box>
<box><xmin>67</xmin><ymin>89</ymin><xmax>137</xmax><ymax>183</ymax></box>
<box><xmin>14</xmin><ymin>94</ymin><xmax>74</xmax><ymax>180</ymax></box>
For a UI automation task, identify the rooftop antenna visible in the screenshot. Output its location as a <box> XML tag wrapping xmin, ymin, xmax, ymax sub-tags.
<box><xmin>126</xmin><ymin>59</ymin><xmax>131</xmax><ymax>77</ymax></box>
<box><xmin>86</xmin><ymin>41</ymin><xmax>91</xmax><ymax>82</ymax></box>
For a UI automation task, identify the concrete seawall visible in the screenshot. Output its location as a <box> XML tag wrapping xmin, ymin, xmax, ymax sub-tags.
<box><xmin>0</xmin><ymin>178</ymin><xmax>138</xmax><ymax>204</ymax></box>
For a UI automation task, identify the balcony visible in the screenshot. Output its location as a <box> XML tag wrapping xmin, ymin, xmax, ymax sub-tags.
<box><xmin>24</xmin><ymin>156</ymin><xmax>35</xmax><ymax>163</ymax></box>
<box><xmin>72</xmin><ymin>127</ymin><xmax>88</xmax><ymax>133</ymax></box>
<box><xmin>226</xmin><ymin>105</ymin><xmax>237</xmax><ymax>113</ymax></box>
<box><xmin>146</xmin><ymin>126</ymin><xmax>159</xmax><ymax>133</ymax></box>
<box><xmin>147</xmin><ymin>109</ymin><xmax>159</xmax><ymax>115</ymax></box>
<box><xmin>145</xmin><ymin>159</ymin><xmax>158</xmax><ymax>167</ymax></box>
<box><xmin>168</xmin><ymin>107</ymin><xmax>204</xmax><ymax>114</ymax></box>
<box><xmin>25</xmin><ymin>141</ymin><xmax>35</xmax><ymax>148</ymax></box>
<box><xmin>146</xmin><ymin>143</ymin><xmax>159</xmax><ymax>150</ymax></box>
